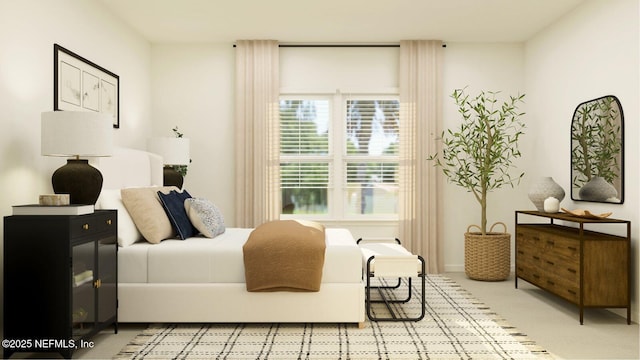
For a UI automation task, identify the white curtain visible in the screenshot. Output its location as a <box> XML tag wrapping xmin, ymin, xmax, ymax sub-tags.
<box><xmin>234</xmin><ymin>40</ymin><xmax>280</xmax><ymax>227</ymax></box>
<box><xmin>399</xmin><ymin>40</ymin><xmax>444</xmax><ymax>273</ymax></box>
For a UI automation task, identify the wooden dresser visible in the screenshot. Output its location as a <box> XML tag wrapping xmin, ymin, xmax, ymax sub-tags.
<box><xmin>515</xmin><ymin>210</ymin><xmax>630</xmax><ymax>324</ymax></box>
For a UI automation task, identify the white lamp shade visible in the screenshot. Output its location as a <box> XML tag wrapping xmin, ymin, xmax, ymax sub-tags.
<box><xmin>41</xmin><ymin>111</ymin><xmax>113</xmax><ymax>157</ymax></box>
<box><xmin>147</xmin><ymin>137</ymin><xmax>190</xmax><ymax>165</ymax></box>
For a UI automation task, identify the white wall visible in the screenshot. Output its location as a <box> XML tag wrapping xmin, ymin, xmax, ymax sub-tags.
<box><xmin>150</xmin><ymin>45</ymin><xmax>404</xmax><ymax>230</ymax></box>
<box><xmin>151</xmin><ymin>42</ymin><xmax>527</xmax><ymax>255</ymax></box>
<box><xmin>280</xmin><ymin>46</ymin><xmax>399</xmax><ymax>92</ymax></box>
<box><xmin>0</xmin><ymin>0</ymin><xmax>152</xmax><ymax>208</ymax></box>
<box><xmin>0</xmin><ymin>0</ymin><xmax>152</xmax><ymax>319</ymax></box>
<box><xmin>525</xmin><ymin>0</ymin><xmax>639</xmax><ymax>321</ymax></box>
<box><xmin>150</xmin><ymin>44</ymin><xmax>236</xmax><ymax>225</ymax></box>
<box><xmin>441</xmin><ymin>43</ymin><xmax>528</xmax><ymax>271</ymax></box>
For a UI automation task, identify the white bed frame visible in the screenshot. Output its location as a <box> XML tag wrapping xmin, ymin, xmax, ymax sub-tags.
<box><xmin>96</xmin><ymin>147</ymin><xmax>366</xmax><ymax>324</ymax></box>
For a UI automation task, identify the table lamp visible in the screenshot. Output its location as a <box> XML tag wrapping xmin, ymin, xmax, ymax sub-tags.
<box><xmin>147</xmin><ymin>137</ymin><xmax>190</xmax><ymax>188</ymax></box>
<box><xmin>41</xmin><ymin>111</ymin><xmax>113</xmax><ymax>205</ymax></box>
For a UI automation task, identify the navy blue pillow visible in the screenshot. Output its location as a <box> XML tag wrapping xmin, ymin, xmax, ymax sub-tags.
<box><xmin>157</xmin><ymin>189</ymin><xmax>197</xmax><ymax>240</ymax></box>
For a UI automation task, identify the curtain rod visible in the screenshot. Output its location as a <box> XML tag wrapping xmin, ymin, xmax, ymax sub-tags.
<box><xmin>233</xmin><ymin>43</ymin><xmax>447</xmax><ymax>48</ymax></box>
<box><xmin>280</xmin><ymin>44</ymin><xmax>399</xmax><ymax>48</ymax></box>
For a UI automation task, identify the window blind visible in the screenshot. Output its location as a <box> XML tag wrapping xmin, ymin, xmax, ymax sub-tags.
<box><xmin>280</xmin><ymin>99</ymin><xmax>329</xmax><ymax>155</ymax></box>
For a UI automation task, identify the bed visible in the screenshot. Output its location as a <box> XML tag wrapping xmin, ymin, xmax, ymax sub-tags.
<box><xmin>94</xmin><ymin>147</ymin><xmax>365</xmax><ymax>324</ymax></box>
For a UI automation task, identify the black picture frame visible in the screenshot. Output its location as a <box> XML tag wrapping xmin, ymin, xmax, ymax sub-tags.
<box><xmin>54</xmin><ymin>44</ymin><xmax>119</xmax><ymax>128</ymax></box>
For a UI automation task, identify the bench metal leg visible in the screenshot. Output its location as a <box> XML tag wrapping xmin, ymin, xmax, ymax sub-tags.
<box><xmin>365</xmin><ymin>255</ymin><xmax>426</xmax><ymax>322</ymax></box>
<box><xmin>367</xmin><ymin>277</ymin><xmax>403</xmax><ymax>290</ymax></box>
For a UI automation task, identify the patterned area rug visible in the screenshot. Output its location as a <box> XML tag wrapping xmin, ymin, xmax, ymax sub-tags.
<box><xmin>113</xmin><ymin>275</ymin><xmax>552</xmax><ymax>359</ymax></box>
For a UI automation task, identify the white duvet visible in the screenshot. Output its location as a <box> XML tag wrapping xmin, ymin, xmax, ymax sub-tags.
<box><xmin>118</xmin><ymin>228</ymin><xmax>363</xmax><ymax>284</ymax></box>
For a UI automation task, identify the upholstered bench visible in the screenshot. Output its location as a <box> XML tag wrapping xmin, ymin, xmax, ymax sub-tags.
<box><xmin>357</xmin><ymin>238</ymin><xmax>426</xmax><ymax>321</ymax></box>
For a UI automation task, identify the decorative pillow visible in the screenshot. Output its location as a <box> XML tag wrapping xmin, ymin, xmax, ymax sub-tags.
<box><xmin>96</xmin><ymin>188</ymin><xmax>142</xmax><ymax>247</ymax></box>
<box><xmin>184</xmin><ymin>198</ymin><xmax>226</xmax><ymax>238</ymax></box>
<box><xmin>157</xmin><ymin>189</ymin><xmax>197</xmax><ymax>240</ymax></box>
<box><xmin>121</xmin><ymin>186</ymin><xmax>178</xmax><ymax>244</ymax></box>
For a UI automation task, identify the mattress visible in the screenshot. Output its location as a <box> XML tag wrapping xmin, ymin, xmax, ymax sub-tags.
<box><xmin>119</xmin><ymin>228</ymin><xmax>363</xmax><ymax>284</ymax></box>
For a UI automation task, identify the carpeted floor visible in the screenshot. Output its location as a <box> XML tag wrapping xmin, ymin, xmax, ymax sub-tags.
<box><xmin>113</xmin><ymin>275</ymin><xmax>552</xmax><ymax>359</ymax></box>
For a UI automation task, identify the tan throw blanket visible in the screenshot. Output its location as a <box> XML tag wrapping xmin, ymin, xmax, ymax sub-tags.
<box><xmin>243</xmin><ymin>220</ymin><xmax>326</xmax><ymax>292</ymax></box>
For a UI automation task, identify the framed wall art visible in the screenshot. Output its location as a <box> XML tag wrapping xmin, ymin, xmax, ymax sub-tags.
<box><xmin>54</xmin><ymin>44</ymin><xmax>120</xmax><ymax>128</ymax></box>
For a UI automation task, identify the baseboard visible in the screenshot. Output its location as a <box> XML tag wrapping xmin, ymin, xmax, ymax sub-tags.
<box><xmin>444</xmin><ymin>264</ymin><xmax>464</xmax><ymax>273</ymax></box>
<box><xmin>445</xmin><ymin>265</ymin><xmax>518</xmax><ymax>273</ymax></box>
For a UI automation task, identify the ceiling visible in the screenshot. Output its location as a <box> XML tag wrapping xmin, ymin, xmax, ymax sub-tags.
<box><xmin>99</xmin><ymin>0</ymin><xmax>586</xmax><ymax>44</ymax></box>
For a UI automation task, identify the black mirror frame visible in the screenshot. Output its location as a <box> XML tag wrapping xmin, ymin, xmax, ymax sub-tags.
<box><xmin>570</xmin><ymin>95</ymin><xmax>624</xmax><ymax>204</ymax></box>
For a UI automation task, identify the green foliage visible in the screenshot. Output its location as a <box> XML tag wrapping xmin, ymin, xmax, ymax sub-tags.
<box><xmin>428</xmin><ymin>88</ymin><xmax>526</xmax><ymax>234</ymax></box>
<box><xmin>172</xmin><ymin>126</ymin><xmax>185</xmax><ymax>138</ymax></box>
<box><xmin>570</xmin><ymin>97</ymin><xmax>621</xmax><ymax>188</ymax></box>
<box><xmin>172</xmin><ymin>126</ymin><xmax>191</xmax><ymax>177</ymax></box>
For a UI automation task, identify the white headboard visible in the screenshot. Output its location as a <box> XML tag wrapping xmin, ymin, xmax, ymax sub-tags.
<box><xmin>95</xmin><ymin>147</ymin><xmax>163</xmax><ymax>189</ymax></box>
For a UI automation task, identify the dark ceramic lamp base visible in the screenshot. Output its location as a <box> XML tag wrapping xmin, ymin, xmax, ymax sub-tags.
<box><xmin>163</xmin><ymin>166</ymin><xmax>184</xmax><ymax>188</ymax></box>
<box><xmin>51</xmin><ymin>159</ymin><xmax>103</xmax><ymax>205</ymax></box>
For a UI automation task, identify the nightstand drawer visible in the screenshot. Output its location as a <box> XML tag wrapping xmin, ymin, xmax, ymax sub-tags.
<box><xmin>70</xmin><ymin>211</ymin><xmax>116</xmax><ymax>240</ymax></box>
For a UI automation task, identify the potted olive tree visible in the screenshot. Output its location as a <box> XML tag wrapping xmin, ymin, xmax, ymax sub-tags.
<box><xmin>429</xmin><ymin>88</ymin><xmax>525</xmax><ymax>281</ymax></box>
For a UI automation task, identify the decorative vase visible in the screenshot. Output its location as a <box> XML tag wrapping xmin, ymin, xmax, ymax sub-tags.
<box><xmin>528</xmin><ymin>177</ymin><xmax>565</xmax><ymax>212</ymax></box>
<box><xmin>579</xmin><ymin>176</ymin><xmax>618</xmax><ymax>202</ymax></box>
<box><xmin>543</xmin><ymin>197</ymin><xmax>560</xmax><ymax>213</ymax></box>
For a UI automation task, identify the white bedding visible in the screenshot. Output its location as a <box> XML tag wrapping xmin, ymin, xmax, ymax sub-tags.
<box><xmin>96</xmin><ymin>147</ymin><xmax>366</xmax><ymax>323</ymax></box>
<box><xmin>119</xmin><ymin>228</ymin><xmax>363</xmax><ymax>284</ymax></box>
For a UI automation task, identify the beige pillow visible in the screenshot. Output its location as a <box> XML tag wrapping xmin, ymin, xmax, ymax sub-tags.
<box><xmin>96</xmin><ymin>188</ymin><xmax>142</xmax><ymax>247</ymax></box>
<box><xmin>121</xmin><ymin>186</ymin><xmax>178</xmax><ymax>244</ymax></box>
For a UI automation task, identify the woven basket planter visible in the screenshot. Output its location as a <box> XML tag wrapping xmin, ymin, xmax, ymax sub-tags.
<box><xmin>464</xmin><ymin>222</ymin><xmax>511</xmax><ymax>281</ymax></box>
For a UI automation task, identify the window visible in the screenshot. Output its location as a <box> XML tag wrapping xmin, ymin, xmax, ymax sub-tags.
<box><xmin>280</xmin><ymin>94</ymin><xmax>399</xmax><ymax>218</ymax></box>
<box><xmin>280</xmin><ymin>99</ymin><xmax>330</xmax><ymax>215</ymax></box>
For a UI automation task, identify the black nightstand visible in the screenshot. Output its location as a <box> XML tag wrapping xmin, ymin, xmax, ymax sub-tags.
<box><xmin>3</xmin><ymin>210</ymin><xmax>118</xmax><ymax>359</ymax></box>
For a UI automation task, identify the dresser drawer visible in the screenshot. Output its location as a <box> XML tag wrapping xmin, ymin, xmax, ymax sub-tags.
<box><xmin>516</xmin><ymin>263</ymin><xmax>543</xmax><ymax>287</ymax></box>
<box><xmin>519</xmin><ymin>269</ymin><xmax>579</xmax><ymax>303</ymax></box>
<box><xmin>542</xmin><ymin>273</ymin><xmax>579</xmax><ymax>303</ymax></box>
<box><xmin>516</xmin><ymin>229</ymin><xmax>542</xmax><ymax>266</ymax></box>
<box><xmin>541</xmin><ymin>234</ymin><xmax>580</xmax><ymax>260</ymax></box>
<box><xmin>516</xmin><ymin>246</ymin><xmax>543</xmax><ymax>270</ymax></box>
<box><xmin>70</xmin><ymin>212</ymin><xmax>116</xmax><ymax>241</ymax></box>
<box><xmin>516</xmin><ymin>227</ymin><xmax>543</xmax><ymax>247</ymax></box>
<box><xmin>542</xmin><ymin>257</ymin><xmax>579</xmax><ymax>284</ymax></box>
